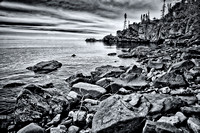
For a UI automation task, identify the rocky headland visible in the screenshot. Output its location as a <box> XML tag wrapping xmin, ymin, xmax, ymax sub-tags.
<box><xmin>1</xmin><ymin>0</ymin><xmax>200</xmax><ymax>133</ymax></box>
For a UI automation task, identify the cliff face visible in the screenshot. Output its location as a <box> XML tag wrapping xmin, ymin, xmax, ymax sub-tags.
<box><xmin>113</xmin><ymin>1</ymin><xmax>200</xmax><ymax>45</ymax></box>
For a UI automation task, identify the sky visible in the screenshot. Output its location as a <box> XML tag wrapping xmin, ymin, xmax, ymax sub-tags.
<box><xmin>0</xmin><ymin>0</ymin><xmax>181</xmax><ymax>40</ymax></box>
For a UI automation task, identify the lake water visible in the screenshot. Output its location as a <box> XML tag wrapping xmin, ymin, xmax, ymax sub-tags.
<box><xmin>0</xmin><ymin>39</ymin><xmax>139</xmax><ymax>114</ymax></box>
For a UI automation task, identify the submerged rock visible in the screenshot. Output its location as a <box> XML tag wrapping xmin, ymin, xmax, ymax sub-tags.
<box><xmin>27</xmin><ymin>60</ymin><xmax>62</xmax><ymax>74</ymax></box>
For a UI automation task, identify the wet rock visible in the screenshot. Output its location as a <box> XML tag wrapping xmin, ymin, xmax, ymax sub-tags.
<box><xmin>72</xmin><ymin>82</ymin><xmax>106</xmax><ymax>98</ymax></box>
<box><xmin>181</xmin><ymin>106</ymin><xmax>200</xmax><ymax>114</ymax></box>
<box><xmin>187</xmin><ymin>117</ymin><xmax>200</xmax><ymax>133</ymax></box>
<box><xmin>26</xmin><ymin>60</ymin><xmax>62</xmax><ymax>74</ymax></box>
<box><xmin>3</xmin><ymin>82</ymin><xmax>26</xmax><ymax>88</ymax></box>
<box><xmin>91</xmin><ymin>65</ymin><xmax>125</xmax><ymax>81</ymax></box>
<box><xmin>92</xmin><ymin>94</ymin><xmax>150</xmax><ymax>133</ymax></box>
<box><xmin>96</xmin><ymin>77</ymin><xmax>113</xmax><ymax>89</ymax></box>
<box><xmin>118</xmin><ymin>53</ymin><xmax>133</xmax><ymax>58</ymax></box>
<box><xmin>107</xmin><ymin>53</ymin><xmax>116</xmax><ymax>56</ymax></box>
<box><xmin>157</xmin><ymin>116</ymin><xmax>180</xmax><ymax>126</ymax></box>
<box><xmin>68</xmin><ymin>125</ymin><xmax>79</xmax><ymax>133</ymax></box>
<box><xmin>142</xmin><ymin>120</ymin><xmax>182</xmax><ymax>133</ymax></box>
<box><xmin>17</xmin><ymin>123</ymin><xmax>44</xmax><ymax>133</ymax></box>
<box><xmin>154</xmin><ymin>72</ymin><xmax>188</xmax><ymax>88</ymax></box>
<box><xmin>47</xmin><ymin>114</ymin><xmax>61</xmax><ymax>126</ymax></box>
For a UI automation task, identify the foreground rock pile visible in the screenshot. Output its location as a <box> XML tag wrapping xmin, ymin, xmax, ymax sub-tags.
<box><xmin>1</xmin><ymin>44</ymin><xmax>200</xmax><ymax>133</ymax></box>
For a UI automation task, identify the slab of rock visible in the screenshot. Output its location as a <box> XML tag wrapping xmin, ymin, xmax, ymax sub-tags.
<box><xmin>157</xmin><ymin>116</ymin><xmax>180</xmax><ymax>126</ymax></box>
<box><xmin>72</xmin><ymin>82</ymin><xmax>106</xmax><ymax>98</ymax></box>
<box><xmin>181</xmin><ymin>106</ymin><xmax>200</xmax><ymax>114</ymax></box>
<box><xmin>27</xmin><ymin>60</ymin><xmax>62</xmax><ymax>74</ymax></box>
<box><xmin>187</xmin><ymin>117</ymin><xmax>200</xmax><ymax>133</ymax></box>
<box><xmin>92</xmin><ymin>94</ymin><xmax>150</xmax><ymax>133</ymax></box>
<box><xmin>143</xmin><ymin>120</ymin><xmax>182</xmax><ymax>133</ymax></box>
<box><xmin>154</xmin><ymin>72</ymin><xmax>188</xmax><ymax>88</ymax></box>
<box><xmin>17</xmin><ymin>123</ymin><xmax>44</xmax><ymax>133</ymax></box>
<box><xmin>91</xmin><ymin>65</ymin><xmax>125</xmax><ymax>81</ymax></box>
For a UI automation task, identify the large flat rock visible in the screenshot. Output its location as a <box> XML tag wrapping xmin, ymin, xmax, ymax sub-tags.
<box><xmin>27</xmin><ymin>60</ymin><xmax>62</xmax><ymax>74</ymax></box>
<box><xmin>92</xmin><ymin>94</ymin><xmax>150</xmax><ymax>133</ymax></box>
<box><xmin>72</xmin><ymin>82</ymin><xmax>107</xmax><ymax>98</ymax></box>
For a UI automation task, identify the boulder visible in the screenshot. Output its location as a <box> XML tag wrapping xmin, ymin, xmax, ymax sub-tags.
<box><xmin>154</xmin><ymin>72</ymin><xmax>188</xmax><ymax>88</ymax></box>
<box><xmin>72</xmin><ymin>82</ymin><xmax>106</xmax><ymax>98</ymax></box>
<box><xmin>27</xmin><ymin>60</ymin><xmax>62</xmax><ymax>74</ymax></box>
<box><xmin>147</xmin><ymin>60</ymin><xmax>164</xmax><ymax>70</ymax></box>
<box><xmin>91</xmin><ymin>65</ymin><xmax>125</xmax><ymax>81</ymax></box>
<box><xmin>69</xmin><ymin>110</ymin><xmax>87</xmax><ymax>127</ymax></box>
<box><xmin>92</xmin><ymin>94</ymin><xmax>150</xmax><ymax>133</ymax></box>
<box><xmin>17</xmin><ymin>123</ymin><xmax>44</xmax><ymax>133</ymax></box>
<box><xmin>142</xmin><ymin>120</ymin><xmax>182</xmax><ymax>133</ymax></box>
<box><xmin>15</xmin><ymin>84</ymin><xmax>69</xmax><ymax>124</ymax></box>
<box><xmin>169</xmin><ymin>60</ymin><xmax>195</xmax><ymax>72</ymax></box>
<box><xmin>175</xmin><ymin>112</ymin><xmax>187</xmax><ymax>123</ymax></box>
<box><xmin>66</xmin><ymin>73</ymin><xmax>92</xmax><ymax>86</ymax></box>
<box><xmin>187</xmin><ymin>117</ymin><xmax>200</xmax><ymax>133</ymax></box>
<box><xmin>96</xmin><ymin>78</ymin><xmax>113</xmax><ymax>89</ymax></box>
<box><xmin>177</xmin><ymin>96</ymin><xmax>197</xmax><ymax>105</ymax></box>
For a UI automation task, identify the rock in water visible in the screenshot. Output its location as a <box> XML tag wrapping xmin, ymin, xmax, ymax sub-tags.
<box><xmin>26</xmin><ymin>60</ymin><xmax>62</xmax><ymax>74</ymax></box>
<box><xmin>72</xmin><ymin>82</ymin><xmax>107</xmax><ymax>98</ymax></box>
<box><xmin>17</xmin><ymin>123</ymin><xmax>44</xmax><ymax>133</ymax></box>
<box><xmin>92</xmin><ymin>94</ymin><xmax>150</xmax><ymax>133</ymax></box>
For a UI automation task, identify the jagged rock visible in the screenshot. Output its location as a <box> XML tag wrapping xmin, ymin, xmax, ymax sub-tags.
<box><xmin>157</xmin><ymin>116</ymin><xmax>180</xmax><ymax>126</ymax></box>
<box><xmin>144</xmin><ymin>94</ymin><xmax>186</xmax><ymax>114</ymax></box>
<box><xmin>96</xmin><ymin>77</ymin><xmax>113</xmax><ymax>89</ymax></box>
<box><xmin>181</xmin><ymin>106</ymin><xmax>200</xmax><ymax>114</ymax></box>
<box><xmin>92</xmin><ymin>94</ymin><xmax>150</xmax><ymax>133</ymax></box>
<box><xmin>26</xmin><ymin>60</ymin><xmax>62</xmax><ymax>74</ymax></box>
<box><xmin>142</xmin><ymin>120</ymin><xmax>182</xmax><ymax>133</ymax></box>
<box><xmin>91</xmin><ymin>65</ymin><xmax>125</xmax><ymax>81</ymax></box>
<box><xmin>68</xmin><ymin>125</ymin><xmax>79</xmax><ymax>133</ymax></box>
<box><xmin>15</xmin><ymin>84</ymin><xmax>69</xmax><ymax>124</ymax></box>
<box><xmin>169</xmin><ymin>60</ymin><xmax>195</xmax><ymax>72</ymax></box>
<box><xmin>112</xmin><ymin>73</ymin><xmax>148</xmax><ymax>90</ymax></box>
<box><xmin>3</xmin><ymin>82</ymin><xmax>26</xmax><ymax>88</ymax></box>
<box><xmin>154</xmin><ymin>72</ymin><xmax>188</xmax><ymax>88</ymax></box>
<box><xmin>187</xmin><ymin>117</ymin><xmax>200</xmax><ymax>133</ymax></box>
<box><xmin>72</xmin><ymin>82</ymin><xmax>106</xmax><ymax>98</ymax></box>
<box><xmin>130</xmin><ymin>46</ymin><xmax>151</xmax><ymax>58</ymax></box>
<box><xmin>175</xmin><ymin>112</ymin><xmax>187</xmax><ymax>123</ymax></box>
<box><xmin>17</xmin><ymin>123</ymin><xmax>44</xmax><ymax>133</ymax></box>
<box><xmin>47</xmin><ymin>114</ymin><xmax>61</xmax><ymax>126</ymax></box>
<box><xmin>65</xmin><ymin>73</ymin><xmax>92</xmax><ymax>86</ymax></box>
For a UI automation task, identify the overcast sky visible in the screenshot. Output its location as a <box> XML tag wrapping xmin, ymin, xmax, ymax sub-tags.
<box><xmin>0</xmin><ymin>0</ymin><xmax>181</xmax><ymax>39</ymax></box>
